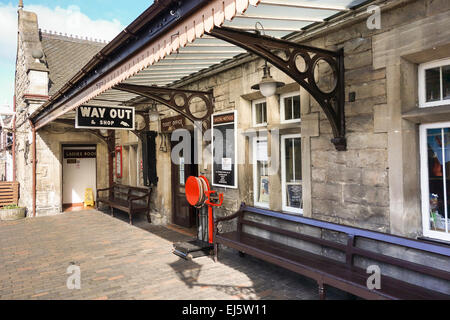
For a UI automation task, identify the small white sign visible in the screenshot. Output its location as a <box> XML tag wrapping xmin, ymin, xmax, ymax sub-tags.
<box><xmin>256</xmin><ymin>140</ymin><xmax>268</xmax><ymax>161</ymax></box>
<box><xmin>222</xmin><ymin>158</ymin><xmax>232</xmax><ymax>171</ymax></box>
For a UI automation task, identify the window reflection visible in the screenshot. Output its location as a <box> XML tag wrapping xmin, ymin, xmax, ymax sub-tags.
<box><xmin>427</xmin><ymin>128</ymin><xmax>450</xmax><ymax>233</ymax></box>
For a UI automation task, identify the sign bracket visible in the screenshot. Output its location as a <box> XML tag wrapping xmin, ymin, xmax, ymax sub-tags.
<box><xmin>114</xmin><ymin>83</ymin><xmax>214</xmax><ymax>133</ymax></box>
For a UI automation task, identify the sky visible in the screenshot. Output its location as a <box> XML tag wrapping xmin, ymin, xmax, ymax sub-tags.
<box><xmin>0</xmin><ymin>1</ymin><xmax>154</xmax><ymax>106</ymax></box>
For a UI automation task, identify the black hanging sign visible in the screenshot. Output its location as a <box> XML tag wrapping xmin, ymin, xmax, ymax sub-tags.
<box><xmin>75</xmin><ymin>106</ymin><xmax>135</xmax><ymax>130</ymax></box>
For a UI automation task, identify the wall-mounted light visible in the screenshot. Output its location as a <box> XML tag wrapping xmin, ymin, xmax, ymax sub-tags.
<box><xmin>149</xmin><ymin>101</ymin><xmax>160</xmax><ymax>122</ymax></box>
<box><xmin>251</xmin><ymin>61</ymin><xmax>285</xmax><ymax>97</ymax></box>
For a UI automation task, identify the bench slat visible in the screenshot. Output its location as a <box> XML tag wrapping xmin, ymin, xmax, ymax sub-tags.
<box><xmin>216</xmin><ymin>231</ymin><xmax>450</xmax><ymax>300</ymax></box>
<box><xmin>214</xmin><ymin>204</ymin><xmax>450</xmax><ymax>300</ymax></box>
<box><xmin>242</xmin><ymin>219</ymin><xmax>348</xmax><ymax>253</ymax></box>
<box><xmin>242</xmin><ymin>206</ymin><xmax>450</xmax><ymax>257</ymax></box>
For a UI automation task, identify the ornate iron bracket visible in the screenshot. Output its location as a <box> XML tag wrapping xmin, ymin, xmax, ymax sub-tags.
<box><xmin>131</xmin><ymin>111</ymin><xmax>150</xmax><ymax>141</ymax></box>
<box><xmin>114</xmin><ymin>83</ymin><xmax>214</xmax><ymax>133</ymax></box>
<box><xmin>208</xmin><ymin>26</ymin><xmax>346</xmax><ymax>151</ymax></box>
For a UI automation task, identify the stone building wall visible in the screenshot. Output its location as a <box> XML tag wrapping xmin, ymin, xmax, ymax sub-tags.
<box><xmin>151</xmin><ymin>0</ymin><xmax>450</xmax><ymax>241</ymax></box>
<box><xmin>14</xmin><ymin>8</ymin><xmax>49</xmax><ymax>215</ymax></box>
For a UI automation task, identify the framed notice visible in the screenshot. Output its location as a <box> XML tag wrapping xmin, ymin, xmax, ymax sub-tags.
<box><xmin>115</xmin><ymin>146</ymin><xmax>123</xmax><ymax>179</ymax></box>
<box><xmin>287</xmin><ymin>184</ymin><xmax>302</xmax><ymax>209</ymax></box>
<box><xmin>212</xmin><ymin>110</ymin><xmax>238</xmax><ymax>188</ymax></box>
<box><xmin>259</xmin><ymin>176</ymin><xmax>270</xmax><ymax>203</ymax></box>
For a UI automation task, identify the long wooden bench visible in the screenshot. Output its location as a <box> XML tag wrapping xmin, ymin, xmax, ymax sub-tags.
<box><xmin>214</xmin><ymin>203</ymin><xmax>450</xmax><ymax>300</ymax></box>
<box><xmin>97</xmin><ymin>184</ymin><xmax>152</xmax><ymax>225</ymax></box>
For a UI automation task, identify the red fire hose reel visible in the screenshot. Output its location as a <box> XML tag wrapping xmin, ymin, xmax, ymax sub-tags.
<box><xmin>185</xmin><ymin>176</ymin><xmax>223</xmax><ymax>244</ymax></box>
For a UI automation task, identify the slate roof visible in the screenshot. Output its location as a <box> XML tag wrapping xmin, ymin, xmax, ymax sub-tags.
<box><xmin>40</xmin><ymin>31</ymin><xmax>107</xmax><ymax>96</ymax></box>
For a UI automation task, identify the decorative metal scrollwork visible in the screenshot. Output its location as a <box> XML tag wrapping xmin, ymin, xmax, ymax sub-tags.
<box><xmin>208</xmin><ymin>26</ymin><xmax>346</xmax><ymax>151</ymax></box>
<box><xmin>114</xmin><ymin>83</ymin><xmax>214</xmax><ymax>132</ymax></box>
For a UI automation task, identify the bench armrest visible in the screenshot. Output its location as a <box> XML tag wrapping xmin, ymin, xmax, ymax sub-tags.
<box><xmin>129</xmin><ymin>189</ymin><xmax>152</xmax><ymax>209</ymax></box>
<box><xmin>214</xmin><ymin>210</ymin><xmax>243</xmax><ymax>235</ymax></box>
<box><xmin>97</xmin><ymin>187</ymin><xmax>114</xmax><ymax>197</ymax></box>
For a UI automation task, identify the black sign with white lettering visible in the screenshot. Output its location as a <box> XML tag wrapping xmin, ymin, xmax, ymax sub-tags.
<box><xmin>75</xmin><ymin>106</ymin><xmax>135</xmax><ymax>130</ymax></box>
<box><xmin>212</xmin><ymin>111</ymin><xmax>237</xmax><ymax>189</ymax></box>
<box><xmin>64</xmin><ymin>150</ymin><xmax>97</xmax><ymax>159</ymax></box>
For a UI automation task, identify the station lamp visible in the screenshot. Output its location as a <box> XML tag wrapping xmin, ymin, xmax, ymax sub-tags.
<box><xmin>251</xmin><ymin>61</ymin><xmax>285</xmax><ymax>98</ymax></box>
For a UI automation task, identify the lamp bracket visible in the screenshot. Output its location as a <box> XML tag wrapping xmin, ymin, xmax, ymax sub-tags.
<box><xmin>208</xmin><ymin>26</ymin><xmax>346</xmax><ymax>151</ymax></box>
<box><xmin>114</xmin><ymin>83</ymin><xmax>214</xmax><ymax>133</ymax></box>
<box><xmin>131</xmin><ymin>111</ymin><xmax>151</xmax><ymax>141</ymax></box>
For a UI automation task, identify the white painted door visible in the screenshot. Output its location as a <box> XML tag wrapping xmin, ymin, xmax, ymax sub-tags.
<box><xmin>62</xmin><ymin>147</ymin><xmax>97</xmax><ymax>205</ymax></box>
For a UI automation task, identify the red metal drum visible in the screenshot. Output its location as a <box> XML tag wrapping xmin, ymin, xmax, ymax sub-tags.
<box><xmin>185</xmin><ymin>176</ymin><xmax>202</xmax><ymax>207</ymax></box>
<box><xmin>185</xmin><ymin>176</ymin><xmax>210</xmax><ymax>207</ymax></box>
<box><xmin>185</xmin><ymin>176</ymin><xmax>217</xmax><ymax>244</ymax></box>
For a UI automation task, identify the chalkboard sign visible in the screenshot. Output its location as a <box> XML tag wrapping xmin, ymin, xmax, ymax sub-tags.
<box><xmin>212</xmin><ymin>111</ymin><xmax>237</xmax><ymax>188</ymax></box>
<box><xmin>287</xmin><ymin>184</ymin><xmax>302</xmax><ymax>209</ymax></box>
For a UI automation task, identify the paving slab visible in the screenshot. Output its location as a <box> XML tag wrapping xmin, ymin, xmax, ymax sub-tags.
<box><xmin>0</xmin><ymin>210</ymin><xmax>350</xmax><ymax>300</ymax></box>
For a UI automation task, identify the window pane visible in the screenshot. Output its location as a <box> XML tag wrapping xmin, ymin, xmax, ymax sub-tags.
<box><xmin>257</xmin><ymin>161</ymin><xmax>269</xmax><ymax>204</ymax></box>
<box><xmin>294</xmin><ymin>138</ymin><xmax>302</xmax><ymax>181</ymax></box>
<box><xmin>427</xmin><ymin>128</ymin><xmax>449</xmax><ymax>233</ymax></box>
<box><xmin>255</xmin><ymin>102</ymin><xmax>267</xmax><ymax>124</ymax></box>
<box><xmin>443</xmin><ymin>65</ymin><xmax>450</xmax><ymax>101</ymax></box>
<box><xmin>284</xmin><ymin>137</ymin><xmax>302</xmax><ymax>210</ymax></box>
<box><xmin>426</xmin><ymin>67</ymin><xmax>441</xmax><ymax>102</ymax></box>
<box><xmin>284</xmin><ymin>97</ymin><xmax>293</xmax><ymax>120</ymax></box>
<box><xmin>293</xmin><ymin>95</ymin><xmax>301</xmax><ymax>119</ymax></box>
<box><xmin>255</xmin><ymin>139</ymin><xmax>269</xmax><ymax>205</ymax></box>
<box><xmin>283</xmin><ymin>95</ymin><xmax>301</xmax><ymax>120</ymax></box>
<box><xmin>285</xmin><ymin>139</ymin><xmax>294</xmax><ymax>182</ymax></box>
<box><xmin>444</xmin><ymin>128</ymin><xmax>450</xmax><ymax>233</ymax></box>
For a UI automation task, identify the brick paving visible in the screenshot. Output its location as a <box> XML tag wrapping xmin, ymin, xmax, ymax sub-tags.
<box><xmin>0</xmin><ymin>210</ymin><xmax>350</xmax><ymax>300</ymax></box>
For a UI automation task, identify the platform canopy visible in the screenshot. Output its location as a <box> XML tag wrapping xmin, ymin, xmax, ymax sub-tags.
<box><xmin>32</xmin><ymin>0</ymin><xmax>371</xmax><ymax>130</ymax></box>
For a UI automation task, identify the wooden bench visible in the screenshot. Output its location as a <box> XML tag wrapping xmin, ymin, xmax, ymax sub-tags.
<box><xmin>97</xmin><ymin>184</ymin><xmax>152</xmax><ymax>225</ymax></box>
<box><xmin>214</xmin><ymin>203</ymin><xmax>450</xmax><ymax>300</ymax></box>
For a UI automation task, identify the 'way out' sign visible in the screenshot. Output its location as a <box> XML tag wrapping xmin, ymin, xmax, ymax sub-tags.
<box><xmin>75</xmin><ymin>106</ymin><xmax>135</xmax><ymax>130</ymax></box>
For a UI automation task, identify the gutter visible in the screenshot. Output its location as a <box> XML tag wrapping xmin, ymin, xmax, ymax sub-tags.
<box><xmin>28</xmin><ymin>120</ymin><xmax>36</xmax><ymax>217</ymax></box>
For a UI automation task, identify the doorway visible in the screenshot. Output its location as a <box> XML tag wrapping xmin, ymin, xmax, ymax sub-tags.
<box><xmin>62</xmin><ymin>145</ymin><xmax>97</xmax><ymax>209</ymax></box>
<box><xmin>171</xmin><ymin>133</ymin><xmax>198</xmax><ymax>228</ymax></box>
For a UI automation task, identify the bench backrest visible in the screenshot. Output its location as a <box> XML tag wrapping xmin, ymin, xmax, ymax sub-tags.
<box><xmin>112</xmin><ymin>184</ymin><xmax>151</xmax><ymax>207</ymax></box>
<box><xmin>236</xmin><ymin>204</ymin><xmax>450</xmax><ymax>291</ymax></box>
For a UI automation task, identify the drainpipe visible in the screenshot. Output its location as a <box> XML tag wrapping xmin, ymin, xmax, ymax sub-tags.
<box><xmin>12</xmin><ymin>95</ymin><xmax>16</xmax><ymax>182</ymax></box>
<box><xmin>28</xmin><ymin>120</ymin><xmax>36</xmax><ymax>217</ymax></box>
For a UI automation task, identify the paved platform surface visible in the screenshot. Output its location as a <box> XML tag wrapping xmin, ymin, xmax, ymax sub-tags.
<box><xmin>0</xmin><ymin>210</ymin><xmax>350</xmax><ymax>300</ymax></box>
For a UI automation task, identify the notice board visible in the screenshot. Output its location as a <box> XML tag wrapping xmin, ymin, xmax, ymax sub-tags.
<box><xmin>212</xmin><ymin>111</ymin><xmax>237</xmax><ymax>188</ymax></box>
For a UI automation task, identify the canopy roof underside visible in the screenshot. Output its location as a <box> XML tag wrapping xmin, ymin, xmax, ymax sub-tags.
<box><xmin>40</xmin><ymin>0</ymin><xmax>370</xmax><ymax>125</ymax></box>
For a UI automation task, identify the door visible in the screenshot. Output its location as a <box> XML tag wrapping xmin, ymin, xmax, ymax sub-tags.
<box><xmin>62</xmin><ymin>145</ymin><xmax>97</xmax><ymax>206</ymax></box>
<box><xmin>171</xmin><ymin>134</ymin><xmax>197</xmax><ymax>227</ymax></box>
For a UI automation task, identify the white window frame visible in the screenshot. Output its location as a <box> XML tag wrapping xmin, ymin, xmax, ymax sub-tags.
<box><xmin>281</xmin><ymin>134</ymin><xmax>303</xmax><ymax>215</ymax></box>
<box><xmin>253</xmin><ymin>136</ymin><xmax>270</xmax><ymax>209</ymax></box>
<box><xmin>418</xmin><ymin>58</ymin><xmax>450</xmax><ymax>108</ymax></box>
<box><xmin>420</xmin><ymin>122</ymin><xmax>450</xmax><ymax>241</ymax></box>
<box><xmin>280</xmin><ymin>92</ymin><xmax>301</xmax><ymax>124</ymax></box>
<box><xmin>252</xmin><ymin>98</ymin><xmax>267</xmax><ymax>127</ymax></box>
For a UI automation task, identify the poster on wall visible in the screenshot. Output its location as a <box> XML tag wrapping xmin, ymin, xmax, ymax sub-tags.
<box><xmin>287</xmin><ymin>184</ymin><xmax>302</xmax><ymax>209</ymax></box>
<box><xmin>259</xmin><ymin>176</ymin><xmax>270</xmax><ymax>203</ymax></box>
<box><xmin>115</xmin><ymin>146</ymin><xmax>123</xmax><ymax>178</ymax></box>
<box><xmin>212</xmin><ymin>111</ymin><xmax>237</xmax><ymax>188</ymax></box>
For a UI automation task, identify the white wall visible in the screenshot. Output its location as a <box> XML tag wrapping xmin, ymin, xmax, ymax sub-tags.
<box><xmin>62</xmin><ymin>147</ymin><xmax>97</xmax><ymax>205</ymax></box>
